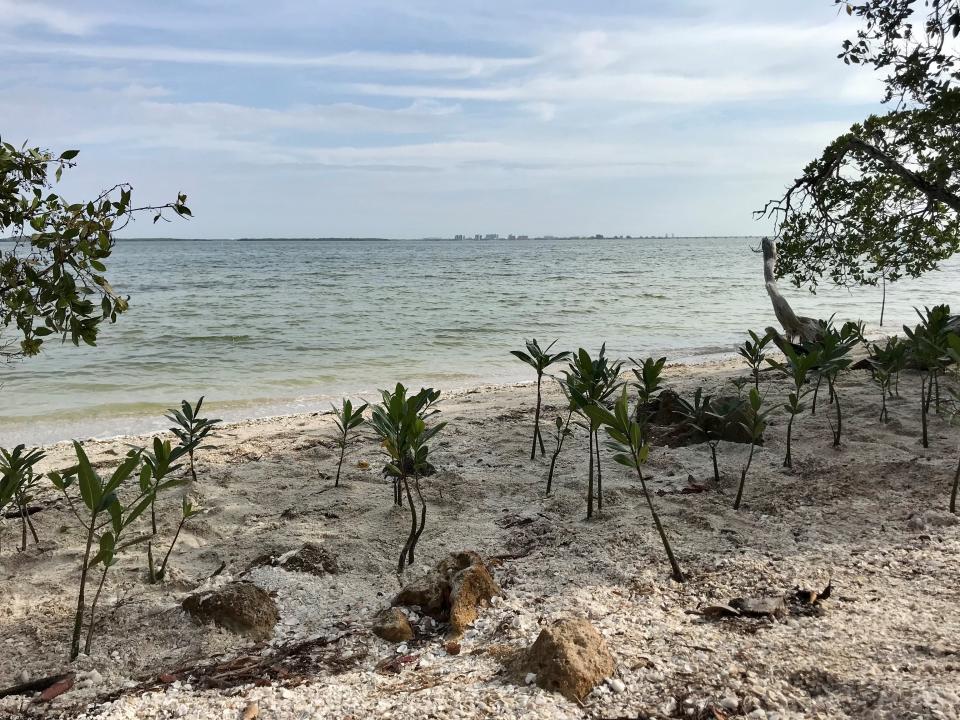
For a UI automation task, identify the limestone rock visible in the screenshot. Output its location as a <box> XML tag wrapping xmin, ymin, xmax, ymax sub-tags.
<box><xmin>392</xmin><ymin>551</ymin><xmax>500</xmax><ymax>638</ymax></box>
<box><xmin>521</xmin><ymin>618</ymin><xmax>615</xmax><ymax>702</ymax></box>
<box><xmin>372</xmin><ymin>608</ymin><xmax>414</xmax><ymax>642</ymax></box>
<box><xmin>449</xmin><ymin>563</ymin><xmax>499</xmax><ymax>637</ymax></box>
<box><xmin>183</xmin><ymin>582</ymin><xmax>278</xmax><ymax>640</ymax></box>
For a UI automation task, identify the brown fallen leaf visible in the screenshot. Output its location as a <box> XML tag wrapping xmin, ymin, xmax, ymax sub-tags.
<box><xmin>357</xmin><ymin>460</ymin><xmax>370</xmax><ymax>469</ymax></box>
<box><xmin>444</xmin><ymin>641</ymin><xmax>462</xmax><ymax>656</ymax></box>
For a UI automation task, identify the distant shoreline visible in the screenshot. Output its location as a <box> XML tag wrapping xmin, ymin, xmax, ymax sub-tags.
<box><xmin>3</xmin><ymin>235</ymin><xmax>767</xmax><ymax>243</ymax></box>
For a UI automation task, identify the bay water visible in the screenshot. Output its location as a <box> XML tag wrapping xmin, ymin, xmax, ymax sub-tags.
<box><xmin>1</xmin><ymin>237</ymin><xmax>956</xmax><ymax>446</ymax></box>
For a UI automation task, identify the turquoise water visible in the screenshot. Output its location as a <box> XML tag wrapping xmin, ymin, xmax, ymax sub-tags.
<box><xmin>1</xmin><ymin>237</ymin><xmax>957</xmax><ymax>445</ymax></box>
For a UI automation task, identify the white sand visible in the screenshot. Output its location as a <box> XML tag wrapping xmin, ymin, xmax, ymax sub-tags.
<box><xmin>2</xmin><ymin>357</ymin><xmax>959</xmax><ymax>719</ymax></box>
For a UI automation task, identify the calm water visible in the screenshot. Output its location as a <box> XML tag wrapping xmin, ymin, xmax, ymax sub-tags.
<box><xmin>1</xmin><ymin>237</ymin><xmax>957</xmax><ymax>445</ymax></box>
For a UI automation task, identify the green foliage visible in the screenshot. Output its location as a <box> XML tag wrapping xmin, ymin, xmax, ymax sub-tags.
<box><xmin>677</xmin><ymin>388</ymin><xmax>744</xmax><ymax>483</ymax></box>
<box><xmin>768</xmin><ymin>344</ymin><xmax>822</xmax><ymax>468</ymax></box>
<box><xmin>758</xmin><ymin>2</ymin><xmax>959</xmax><ymax>290</ymax></box>
<box><xmin>583</xmin><ymin>389</ymin><xmax>685</xmax><ymax>583</ymax></box>
<box><xmin>946</xmin><ymin>334</ymin><xmax>960</xmax><ymax>513</ymax></box>
<box><xmin>867</xmin><ymin>336</ymin><xmax>908</xmax><ymax>421</ymax></box>
<box><xmin>0</xmin><ymin>139</ymin><xmax>190</xmax><ymax>359</ymax></box>
<box><xmin>904</xmin><ymin>304</ymin><xmax>956</xmax><ymax>446</ymax></box>
<box><xmin>139</xmin><ymin>438</ymin><xmax>188</xmax><ymax>582</ymax></box>
<box><xmin>738</xmin><ymin>330</ymin><xmax>772</xmax><ymax>391</ymax></box>
<box><xmin>563</xmin><ymin>344</ymin><xmax>624</xmax><ymax>518</ymax></box>
<box><xmin>733</xmin><ymin>389</ymin><xmax>773</xmax><ymax>510</ymax></box>
<box><xmin>511</xmin><ymin>339</ymin><xmax>571</xmax><ymax>459</ymax></box>
<box><xmin>54</xmin><ymin>442</ymin><xmax>153</xmax><ymax>660</ymax></box>
<box><xmin>369</xmin><ymin>383</ymin><xmax>446</xmax><ymax>572</ymax></box>
<box><xmin>166</xmin><ymin>396</ymin><xmax>220</xmax><ymax>482</ymax></box>
<box><xmin>0</xmin><ymin>444</ymin><xmax>45</xmax><ymax>551</ymax></box>
<box><xmin>157</xmin><ymin>495</ymin><xmax>204</xmax><ymax>580</ymax></box>
<box><xmin>631</xmin><ymin>356</ymin><xmax>667</xmax><ymax>413</ymax></box>
<box><xmin>808</xmin><ymin>322</ymin><xmax>857</xmax><ymax>446</ymax></box>
<box><xmin>332</xmin><ymin>398</ymin><xmax>368</xmax><ymax>487</ymax></box>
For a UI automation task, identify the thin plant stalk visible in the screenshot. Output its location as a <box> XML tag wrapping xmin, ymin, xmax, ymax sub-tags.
<box><xmin>636</xmin><ymin>465</ymin><xmax>684</xmax><ymax>583</ymax></box>
<box><xmin>951</xmin><ymin>454</ymin><xmax>959</xmax><ymax>514</ymax></box>
<box><xmin>546</xmin><ymin>410</ymin><xmax>573</xmax><ymax>495</ymax></box>
<box><xmin>734</xmin><ymin>443</ymin><xmax>756</xmax><ymax>510</ymax></box>
<box><xmin>595</xmin><ymin>429</ymin><xmax>603</xmax><ymax>513</ymax></box>
<box><xmin>587</xmin><ymin>431</ymin><xmax>595</xmax><ymax>519</ymax></box>
<box><xmin>531</xmin><ymin>374</ymin><xmax>545</xmax><ymax>459</ymax></box>
<box><xmin>158</xmin><ymin>517</ymin><xmax>187</xmax><ymax>579</ymax></box>
<box><xmin>83</xmin><ymin>565</ymin><xmax>110</xmax><ymax>655</ymax></box>
<box><xmin>70</xmin><ymin>516</ymin><xmax>97</xmax><ymax>660</ymax></box>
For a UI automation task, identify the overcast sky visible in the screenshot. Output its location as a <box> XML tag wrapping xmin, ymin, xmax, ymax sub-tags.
<box><xmin>0</xmin><ymin>1</ymin><xmax>882</xmax><ymax>238</ymax></box>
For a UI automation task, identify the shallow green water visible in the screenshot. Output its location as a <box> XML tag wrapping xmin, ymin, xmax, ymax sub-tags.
<box><xmin>1</xmin><ymin>237</ymin><xmax>956</xmax><ymax>445</ymax></box>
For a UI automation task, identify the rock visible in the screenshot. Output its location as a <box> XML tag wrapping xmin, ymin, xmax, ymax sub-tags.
<box><xmin>372</xmin><ymin>608</ymin><xmax>414</xmax><ymax>642</ymax></box>
<box><xmin>520</xmin><ymin>618</ymin><xmax>616</xmax><ymax>702</ymax></box>
<box><xmin>729</xmin><ymin>596</ymin><xmax>787</xmax><ymax>618</ymax></box>
<box><xmin>449</xmin><ymin>563</ymin><xmax>499</xmax><ymax>638</ymax></box>
<box><xmin>182</xmin><ymin>582</ymin><xmax>278</xmax><ymax>640</ymax></box>
<box><xmin>392</xmin><ymin>551</ymin><xmax>500</xmax><ymax>638</ymax></box>
<box><xmin>608</xmin><ymin>678</ymin><xmax>626</xmax><ymax>693</ymax></box>
<box><xmin>249</xmin><ymin>543</ymin><xmax>340</xmax><ymax>576</ymax></box>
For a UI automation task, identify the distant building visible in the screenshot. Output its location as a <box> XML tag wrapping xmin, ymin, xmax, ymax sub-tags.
<box><xmin>474</xmin><ymin>234</ymin><xmax>482</xmax><ymax>241</ymax></box>
<box><xmin>593</xmin><ymin>234</ymin><xmax>604</xmax><ymax>239</ymax></box>
<box><xmin>484</xmin><ymin>233</ymin><xmax>499</xmax><ymax>240</ymax></box>
<box><xmin>454</xmin><ymin>234</ymin><xmax>465</xmax><ymax>240</ymax></box>
<box><xmin>507</xmin><ymin>234</ymin><xmax>516</xmax><ymax>240</ymax></box>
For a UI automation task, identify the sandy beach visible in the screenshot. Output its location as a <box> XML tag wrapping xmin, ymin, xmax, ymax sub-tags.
<box><xmin>1</xmin><ymin>356</ymin><xmax>959</xmax><ymax>720</ymax></box>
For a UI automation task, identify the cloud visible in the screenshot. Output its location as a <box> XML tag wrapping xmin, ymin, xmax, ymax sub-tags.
<box><xmin>0</xmin><ymin>0</ymin><xmax>95</xmax><ymax>35</ymax></box>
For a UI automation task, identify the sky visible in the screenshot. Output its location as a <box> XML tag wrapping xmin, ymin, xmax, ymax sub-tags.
<box><xmin>0</xmin><ymin>0</ymin><xmax>885</xmax><ymax>238</ymax></box>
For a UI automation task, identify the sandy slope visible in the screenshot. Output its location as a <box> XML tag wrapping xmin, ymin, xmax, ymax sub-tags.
<box><xmin>1</xmin><ymin>357</ymin><xmax>959</xmax><ymax>719</ymax></box>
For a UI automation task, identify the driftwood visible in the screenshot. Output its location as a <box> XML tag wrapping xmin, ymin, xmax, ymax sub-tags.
<box><xmin>0</xmin><ymin>672</ymin><xmax>74</xmax><ymax>700</ymax></box>
<box><xmin>762</xmin><ymin>237</ymin><xmax>821</xmax><ymax>343</ymax></box>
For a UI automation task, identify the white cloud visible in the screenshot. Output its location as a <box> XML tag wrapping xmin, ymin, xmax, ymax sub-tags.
<box><xmin>0</xmin><ymin>0</ymin><xmax>95</xmax><ymax>35</ymax></box>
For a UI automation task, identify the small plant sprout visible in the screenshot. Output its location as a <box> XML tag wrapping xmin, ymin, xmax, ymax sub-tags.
<box><xmin>905</xmin><ymin>305</ymin><xmax>953</xmax><ymax>447</ymax></box>
<box><xmin>813</xmin><ymin>324</ymin><xmax>856</xmax><ymax>447</ymax></box>
<box><xmin>332</xmin><ymin>398</ymin><xmax>368</xmax><ymax>487</ymax></box>
<box><xmin>50</xmin><ymin>443</ymin><xmax>153</xmax><ymax>660</ymax></box>
<box><xmin>0</xmin><ymin>445</ymin><xmax>46</xmax><ymax>553</ymax></box>
<box><xmin>545</xmin><ymin>409</ymin><xmax>573</xmax><ymax>496</ymax></box>
<box><xmin>564</xmin><ymin>345</ymin><xmax>624</xmax><ymax>519</ymax></box>
<box><xmin>867</xmin><ymin>337</ymin><xmax>906</xmax><ymax>422</ymax></box>
<box><xmin>678</xmin><ymin>388</ymin><xmax>723</xmax><ymax>483</ymax></box>
<box><xmin>631</xmin><ymin>356</ymin><xmax>667</xmax><ymax>415</ymax></box>
<box><xmin>510</xmin><ymin>339</ymin><xmax>571</xmax><ymax>459</ymax></box>
<box><xmin>768</xmin><ymin>344</ymin><xmax>821</xmax><ymax>468</ymax></box>
<box><xmin>738</xmin><ymin>330</ymin><xmax>772</xmax><ymax>391</ymax></box>
<box><xmin>140</xmin><ymin>438</ymin><xmax>189</xmax><ymax>583</ymax></box>
<box><xmin>734</xmin><ymin>389</ymin><xmax>771</xmax><ymax>510</ymax></box>
<box><xmin>166</xmin><ymin>397</ymin><xmax>221</xmax><ymax>482</ymax></box>
<box><xmin>369</xmin><ymin>384</ymin><xmax>446</xmax><ymax>573</ymax></box>
<box><xmin>584</xmin><ymin>389</ymin><xmax>685</xmax><ymax>583</ymax></box>
<box><xmin>157</xmin><ymin>496</ymin><xmax>204</xmax><ymax>580</ymax></box>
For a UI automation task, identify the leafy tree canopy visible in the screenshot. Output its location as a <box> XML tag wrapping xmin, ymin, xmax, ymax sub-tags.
<box><xmin>0</xmin><ymin>139</ymin><xmax>190</xmax><ymax>360</ymax></box>
<box><xmin>760</xmin><ymin>0</ymin><xmax>960</xmax><ymax>289</ymax></box>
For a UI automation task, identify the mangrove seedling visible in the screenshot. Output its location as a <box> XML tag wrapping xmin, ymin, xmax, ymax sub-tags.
<box><xmin>51</xmin><ymin>443</ymin><xmax>153</xmax><ymax>660</ymax></box>
<box><xmin>156</xmin><ymin>496</ymin><xmax>204</xmax><ymax>580</ymax></box>
<box><xmin>734</xmin><ymin>389</ymin><xmax>771</xmax><ymax>510</ymax></box>
<box><xmin>945</xmin><ymin>335</ymin><xmax>960</xmax><ymax>513</ymax></box>
<box><xmin>369</xmin><ymin>383</ymin><xmax>446</xmax><ymax>572</ymax></box>
<box><xmin>166</xmin><ymin>397</ymin><xmax>221</xmax><ymax>482</ymax></box>
<box><xmin>332</xmin><ymin>398</ymin><xmax>368</xmax><ymax>486</ymax></box>
<box><xmin>768</xmin><ymin>344</ymin><xmax>821</xmax><ymax>468</ymax></box>
<box><xmin>867</xmin><ymin>336</ymin><xmax>907</xmax><ymax>422</ymax></box>
<box><xmin>0</xmin><ymin>445</ymin><xmax>46</xmax><ymax>552</ymax></box>
<box><xmin>631</xmin><ymin>356</ymin><xmax>667</xmax><ymax>418</ymax></box>
<box><xmin>677</xmin><ymin>388</ymin><xmax>725</xmax><ymax>483</ymax></box>
<box><xmin>738</xmin><ymin>330</ymin><xmax>772</xmax><ymax>391</ymax></box>
<box><xmin>585</xmin><ymin>388</ymin><xmax>685</xmax><ymax>582</ymax></box>
<box><xmin>905</xmin><ymin>305</ymin><xmax>953</xmax><ymax>447</ymax></box>
<box><xmin>812</xmin><ymin>324</ymin><xmax>856</xmax><ymax>447</ymax></box>
<box><xmin>140</xmin><ymin>438</ymin><xmax>188</xmax><ymax>583</ymax></box>
<box><xmin>564</xmin><ymin>345</ymin><xmax>624</xmax><ymax>518</ymax></box>
<box><xmin>510</xmin><ymin>339</ymin><xmax>571</xmax><ymax>459</ymax></box>
<box><xmin>545</xmin><ymin>408</ymin><xmax>574</xmax><ymax>496</ymax></box>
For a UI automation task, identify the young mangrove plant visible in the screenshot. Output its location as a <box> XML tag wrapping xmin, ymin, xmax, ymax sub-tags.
<box><xmin>156</xmin><ymin>496</ymin><xmax>204</xmax><ymax>580</ymax></box>
<box><xmin>678</xmin><ymin>388</ymin><xmax>724</xmax><ymax>483</ymax></box>
<box><xmin>369</xmin><ymin>384</ymin><xmax>446</xmax><ymax>572</ymax></box>
<box><xmin>332</xmin><ymin>398</ymin><xmax>368</xmax><ymax>486</ymax></box>
<box><xmin>564</xmin><ymin>345</ymin><xmax>623</xmax><ymax>519</ymax></box>
<box><xmin>510</xmin><ymin>339</ymin><xmax>571</xmax><ymax>459</ymax></box>
<box><xmin>585</xmin><ymin>389</ymin><xmax>685</xmax><ymax>582</ymax></box>
<box><xmin>166</xmin><ymin>397</ymin><xmax>221</xmax><ymax>482</ymax></box>
<box><xmin>631</xmin><ymin>356</ymin><xmax>666</xmax><ymax>417</ymax></box>
<box><xmin>867</xmin><ymin>336</ymin><xmax>907</xmax><ymax>422</ymax></box>
<box><xmin>905</xmin><ymin>305</ymin><xmax>954</xmax><ymax>447</ymax></box>
<box><xmin>812</xmin><ymin>324</ymin><xmax>855</xmax><ymax>447</ymax></box>
<box><xmin>0</xmin><ymin>445</ymin><xmax>46</xmax><ymax>552</ymax></box>
<box><xmin>768</xmin><ymin>344</ymin><xmax>821</xmax><ymax>468</ymax></box>
<box><xmin>946</xmin><ymin>335</ymin><xmax>960</xmax><ymax>513</ymax></box>
<box><xmin>734</xmin><ymin>389</ymin><xmax>771</xmax><ymax>510</ymax></box>
<box><xmin>50</xmin><ymin>443</ymin><xmax>153</xmax><ymax>660</ymax></box>
<box><xmin>738</xmin><ymin>330</ymin><xmax>772</xmax><ymax>391</ymax></box>
<box><xmin>140</xmin><ymin>438</ymin><xmax>188</xmax><ymax>583</ymax></box>
<box><xmin>545</xmin><ymin>407</ymin><xmax>574</xmax><ymax>496</ymax></box>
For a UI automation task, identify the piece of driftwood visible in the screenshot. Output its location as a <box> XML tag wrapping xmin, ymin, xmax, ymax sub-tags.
<box><xmin>0</xmin><ymin>672</ymin><xmax>74</xmax><ymax>700</ymax></box>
